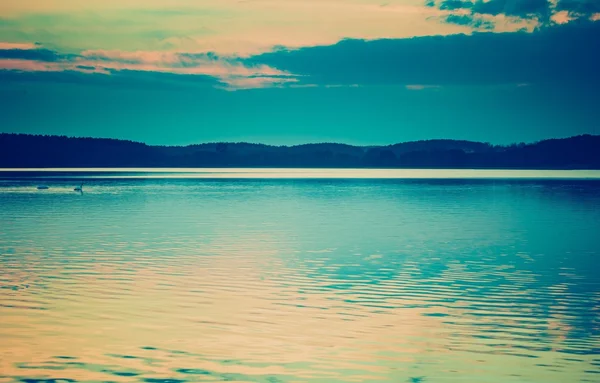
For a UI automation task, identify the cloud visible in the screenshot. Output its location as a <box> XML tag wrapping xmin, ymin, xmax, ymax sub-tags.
<box><xmin>0</xmin><ymin>46</ymin><xmax>296</xmax><ymax>89</ymax></box>
<box><xmin>439</xmin><ymin>0</ymin><xmax>474</xmax><ymax>10</ymax></box>
<box><xmin>0</xmin><ymin>1</ymin><xmax>485</xmax><ymax>57</ymax></box>
<box><xmin>0</xmin><ymin>67</ymin><xmax>222</xmax><ymax>91</ymax></box>
<box><xmin>444</xmin><ymin>14</ymin><xmax>495</xmax><ymax>29</ymax></box>
<box><xmin>0</xmin><ymin>42</ymin><xmax>40</xmax><ymax>49</ymax></box>
<box><xmin>429</xmin><ymin>0</ymin><xmax>600</xmax><ymax>29</ymax></box>
<box><xmin>556</xmin><ymin>0</ymin><xmax>600</xmax><ymax>18</ymax></box>
<box><xmin>406</xmin><ymin>84</ymin><xmax>442</xmax><ymax>90</ymax></box>
<box><xmin>0</xmin><ymin>47</ymin><xmax>68</xmax><ymax>62</ymax></box>
<box><xmin>248</xmin><ymin>21</ymin><xmax>600</xmax><ymax>86</ymax></box>
<box><xmin>472</xmin><ymin>0</ymin><xmax>551</xmax><ymax>19</ymax></box>
<box><xmin>3</xmin><ymin>20</ymin><xmax>599</xmax><ymax>90</ymax></box>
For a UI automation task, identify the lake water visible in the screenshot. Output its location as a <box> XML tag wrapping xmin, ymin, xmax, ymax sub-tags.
<box><xmin>1</xmin><ymin>169</ymin><xmax>600</xmax><ymax>383</ymax></box>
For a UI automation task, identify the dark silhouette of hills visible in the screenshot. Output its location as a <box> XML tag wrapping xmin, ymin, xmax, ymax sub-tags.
<box><xmin>1</xmin><ymin>133</ymin><xmax>599</xmax><ymax>169</ymax></box>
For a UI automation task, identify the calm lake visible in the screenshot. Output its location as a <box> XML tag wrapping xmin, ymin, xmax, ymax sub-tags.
<box><xmin>1</xmin><ymin>169</ymin><xmax>600</xmax><ymax>383</ymax></box>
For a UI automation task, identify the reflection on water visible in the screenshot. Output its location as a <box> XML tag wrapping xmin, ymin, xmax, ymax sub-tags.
<box><xmin>1</xmin><ymin>172</ymin><xmax>600</xmax><ymax>383</ymax></box>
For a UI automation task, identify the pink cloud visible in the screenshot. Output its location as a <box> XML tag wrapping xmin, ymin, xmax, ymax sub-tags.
<box><xmin>0</xmin><ymin>42</ymin><xmax>40</xmax><ymax>50</ymax></box>
<box><xmin>406</xmin><ymin>84</ymin><xmax>441</xmax><ymax>90</ymax></box>
<box><xmin>0</xmin><ymin>59</ymin><xmax>61</xmax><ymax>72</ymax></box>
<box><xmin>77</xmin><ymin>49</ymin><xmax>294</xmax><ymax>86</ymax></box>
<box><xmin>76</xmin><ymin>49</ymin><xmax>296</xmax><ymax>88</ymax></box>
<box><xmin>0</xmin><ymin>47</ymin><xmax>296</xmax><ymax>89</ymax></box>
<box><xmin>80</xmin><ymin>50</ymin><xmax>183</xmax><ymax>65</ymax></box>
<box><xmin>551</xmin><ymin>11</ymin><xmax>572</xmax><ymax>25</ymax></box>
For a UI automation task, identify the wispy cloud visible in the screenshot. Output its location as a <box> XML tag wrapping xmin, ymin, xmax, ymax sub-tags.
<box><xmin>0</xmin><ymin>42</ymin><xmax>40</xmax><ymax>49</ymax></box>
<box><xmin>406</xmin><ymin>84</ymin><xmax>442</xmax><ymax>90</ymax></box>
<box><xmin>0</xmin><ymin>46</ymin><xmax>297</xmax><ymax>89</ymax></box>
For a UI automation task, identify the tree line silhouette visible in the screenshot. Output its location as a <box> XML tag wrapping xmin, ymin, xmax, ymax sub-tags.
<box><xmin>1</xmin><ymin>133</ymin><xmax>599</xmax><ymax>169</ymax></box>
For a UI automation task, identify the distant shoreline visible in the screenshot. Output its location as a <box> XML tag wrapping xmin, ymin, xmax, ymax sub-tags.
<box><xmin>2</xmin><ymin>133</ymin><xmax>599</xmax><ymax>170</ymax></box>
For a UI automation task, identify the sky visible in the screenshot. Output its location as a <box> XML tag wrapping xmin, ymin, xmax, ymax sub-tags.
<box><xmin>1</xmin><ymin>0</ymin><xmax>599</xmax><ymax>146</ymax></box>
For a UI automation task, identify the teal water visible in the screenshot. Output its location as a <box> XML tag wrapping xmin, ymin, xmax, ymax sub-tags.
<box><xmin>1</xmin><ymin>170</ymin><xmax>600</xmax><ymax>383</ymax></box>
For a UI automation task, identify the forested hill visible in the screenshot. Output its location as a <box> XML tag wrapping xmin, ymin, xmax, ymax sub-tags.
<box><xmin>1</xmin><ymin>133</ymin><xmax>599</xmax><ymax>169</ymax></box>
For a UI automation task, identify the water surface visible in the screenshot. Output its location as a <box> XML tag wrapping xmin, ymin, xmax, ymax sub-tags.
<box><xmin>1</xmin><ymin>169</ymin><xmax>599</xmax><ymax>383</ymax></box>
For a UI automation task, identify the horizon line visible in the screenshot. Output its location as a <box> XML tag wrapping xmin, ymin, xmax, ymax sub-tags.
<box><xmin>1</xmin><ymin>132</ymin><xmax>598</xmax><ymax>149</ymax></box>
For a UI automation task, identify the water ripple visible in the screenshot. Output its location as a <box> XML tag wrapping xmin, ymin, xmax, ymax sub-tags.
<box><xmin>1</xmin><ymin>176</ymin><xmax>600</xmax><ymax>382</ymax></box>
